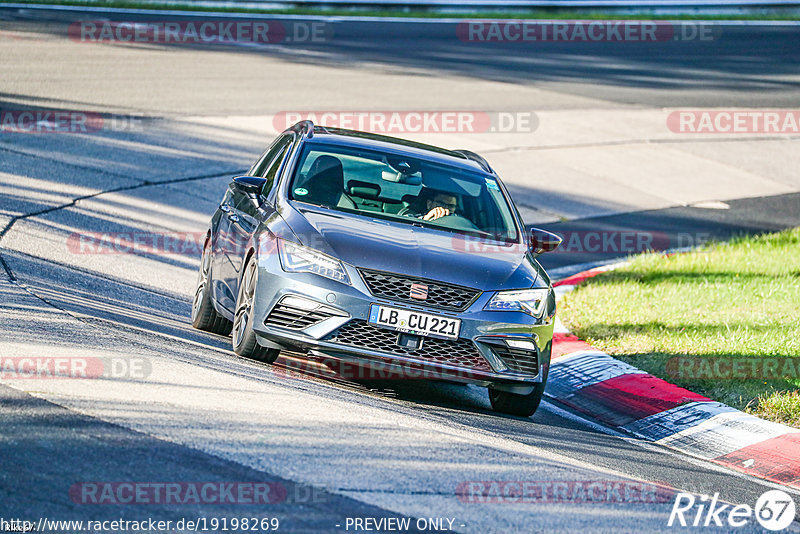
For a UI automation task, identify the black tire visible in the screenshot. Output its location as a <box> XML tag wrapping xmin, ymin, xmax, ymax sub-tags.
<box><xmin>232</xmin><ymin>257</ymin><xmax>279</xmax><ymax>363</ymax></box>
<box><xmin>489</xmin><ymin>368</ymin><xmax>548</xmax><ymax>417</ymax></box>
<box><xmin>191</xmin><ymin>238</ymin><xmax>233</xmax><ymax>336</ymax></box>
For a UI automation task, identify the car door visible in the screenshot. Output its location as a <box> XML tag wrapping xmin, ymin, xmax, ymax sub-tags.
<box><xmin>224</xmin><ymin>134</ymin><xmax>296</xmax><ymax>308</ymax></box>
<box><xmin>211</xmin><ymin>134</ymin><xmax>293</xmax><ymax>314</ymax></box>
<box><xmin>210</xmin><ymin>185</ymin><xmax>241</xmax><ymax>314</ymax></box>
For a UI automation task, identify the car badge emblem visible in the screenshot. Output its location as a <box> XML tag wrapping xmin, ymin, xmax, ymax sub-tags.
<box><xmin>410</xmin><ymin>283</ymin><xmax>428</xmax><ymax>300</ymax></box>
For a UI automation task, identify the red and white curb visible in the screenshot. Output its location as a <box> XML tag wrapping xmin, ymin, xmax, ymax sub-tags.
<box><xmin>548</xmin><ymin>265</ymin><xmax>800</xmax><ymax>490</ymax></box>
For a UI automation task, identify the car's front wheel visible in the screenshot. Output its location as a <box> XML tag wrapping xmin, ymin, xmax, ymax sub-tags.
<box><xmin>191</xmin><ymin>238</ymin><xmax>232</xmax><ymax>335</ymax></box>
<box><xmin>232</xmin><ymin>257</ymin><xmax>279</xmax><ymax>363</ymax></box>
<box><xmin>489</xmin><ymin>370</ymin><xmax>547</xmax><ymax>417</ymax></box>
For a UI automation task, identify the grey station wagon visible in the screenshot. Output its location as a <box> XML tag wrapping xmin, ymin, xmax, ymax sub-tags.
<box><xmin>192</xmin><ymin>121</ymin><xmax>561</xmax><ymax>416</ymax></box>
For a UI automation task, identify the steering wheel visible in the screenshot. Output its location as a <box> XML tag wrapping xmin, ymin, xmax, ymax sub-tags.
<box><xmin>433</xmin><ymin>214</ymin><xmax>480</xmax><ymax>231</ymax></box>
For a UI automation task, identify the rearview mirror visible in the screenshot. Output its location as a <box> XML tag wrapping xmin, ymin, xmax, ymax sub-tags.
<box><xmin>529</xmin><ymin>228</ymin><xmax>562</xmax><ymax>255</ymax></box>
<box><xmin>381</xmin><ymin>170</ymin><xmax>423</xmax><ymax>186</ymax></box>
<box><xmin>232</xmin><ymin>175</ymin><xmax>268</xmax><ymax>196</ymax></box>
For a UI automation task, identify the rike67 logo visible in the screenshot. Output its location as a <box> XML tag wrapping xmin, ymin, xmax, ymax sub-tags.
<box><xmin>668</xmin><ymin>490</ymin><xmax>796</xmax><ymax>531</ymax></box>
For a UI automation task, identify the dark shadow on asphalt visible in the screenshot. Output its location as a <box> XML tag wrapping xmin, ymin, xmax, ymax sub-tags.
<box><xmin>0</xmin><ymin>383</ymin><xmax>425</xmax><ymax>529</ymax></box>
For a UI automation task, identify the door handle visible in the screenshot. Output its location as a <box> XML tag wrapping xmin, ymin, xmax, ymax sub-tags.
<box><xmin>227</xmin><ymin>213</ymin><xmax>240</xmax><ymax>223</ymax></box>
<box><xmin>219</xmin><ymin>204</ymin><xmax>231</xmax><ymax>213</ymax></box>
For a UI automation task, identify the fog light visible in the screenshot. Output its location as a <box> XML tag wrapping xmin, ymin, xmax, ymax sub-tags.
<box><xmin>506</xmin><ymin>339</ymin><xmax>537</xmax><ymax>351</ymax></box>
<box><xmin>281</xmin><ymin>295</ymin><xmax>319</xmax><ymax>310</ymax></box>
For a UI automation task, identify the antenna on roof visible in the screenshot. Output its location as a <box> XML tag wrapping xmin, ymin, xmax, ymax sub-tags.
<box><xmin>289</xmin><ymin>120</ymin><xmax>330</xmax><ymax>139</ymax></box>
<box><xmin>294</xmin><ymin>120</ymin><xmax>313</xmax><ymax>138</ymax></box>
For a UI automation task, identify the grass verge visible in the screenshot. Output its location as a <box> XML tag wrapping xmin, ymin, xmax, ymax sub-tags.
<box><xmin>559</xmin><ymin>227</ymin><xmax>800</xmax><ymax>428</ymax></box>
<box><xmin>1</xmin><ymin>0</ymin><xmax>799</xmax><ymax>20</ymax></box>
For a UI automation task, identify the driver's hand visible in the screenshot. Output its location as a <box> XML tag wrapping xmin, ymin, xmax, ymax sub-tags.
<box><xmin>422</xmin><ymin>207</ymin><xmax>450</xmax><ymax>221</ymax></box>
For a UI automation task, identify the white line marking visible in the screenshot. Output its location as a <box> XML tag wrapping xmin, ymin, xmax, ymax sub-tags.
<box><xmin>540</xmin><ymin>399</ymin><xmax>800</xmax><ymax>496</ymax></box>
<box><xmin>656</xmin><ymin>409</ymin><xmax>800</xmax><ymax>458</ymax></box>
<box><xmin>549</xmin><ymin>351</ymin><xmax>646</xmax><ymax>390</ymax></box>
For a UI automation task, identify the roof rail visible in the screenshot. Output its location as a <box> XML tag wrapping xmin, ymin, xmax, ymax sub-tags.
<box><xmin>453</xmin><ymin>149</ymin><xmax>493</xmax><ymax>174</ymax></box>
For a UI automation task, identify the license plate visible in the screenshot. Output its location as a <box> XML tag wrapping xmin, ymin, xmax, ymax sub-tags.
<box><xmin>368</xmin><ymin>304</ymin><xmax>461</xmax><ymax>340</ymax></box>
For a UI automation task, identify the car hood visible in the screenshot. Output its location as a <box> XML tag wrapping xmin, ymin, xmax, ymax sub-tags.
<box><xmin>282</xmin><ymin>204</ymin><xmax>543</xmax><ymax>290</ymax></box>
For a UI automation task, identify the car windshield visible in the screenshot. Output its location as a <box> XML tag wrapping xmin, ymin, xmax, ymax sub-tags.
<box><xmin>288</xmin><ymin>143</ymin><xmax>519</xmax><ymax>242</ymax></box>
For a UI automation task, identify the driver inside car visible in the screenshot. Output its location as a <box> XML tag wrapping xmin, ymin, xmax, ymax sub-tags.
<box><xmin>420</xmin><ymin>192</ymin><xmax>459</xmax><ymax>221</ymax></box>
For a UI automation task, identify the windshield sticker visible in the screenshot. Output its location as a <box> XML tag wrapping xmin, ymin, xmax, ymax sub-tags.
<box><xmin>485</xmin><ymin>179</ymin><xmax>499</xmax><ymax>191</ymax></box>
<box><xmin>294</xmin><ymin>187</ymin><xmax>308</xmax><ymax>196</ymax></box>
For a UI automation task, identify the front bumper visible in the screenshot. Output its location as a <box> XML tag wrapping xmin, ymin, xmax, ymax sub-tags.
<box><xmin>251</xmin><ymin>250</ymin><xmax>554</xmax><ymax>391</ymax></box>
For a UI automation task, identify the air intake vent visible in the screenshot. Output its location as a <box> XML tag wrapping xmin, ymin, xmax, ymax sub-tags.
<box><xmin>265</xmin><ymin>297</ymin><xmax>344</xmax><ymax>330</ymax></box>
<box><xmin>490</xmin><ymin>343</ymin><xmax>539</xmax><ymax>376</ymax></box>
<box><xmin>329</xmin><ymin>320</ymin><xmax>491</xmax><ymax>371</ymax></box>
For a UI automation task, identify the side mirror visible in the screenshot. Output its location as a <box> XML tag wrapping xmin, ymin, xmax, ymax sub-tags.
<box><xmin>232</xmin><ymin>175</ymin><xmax>267</xmax><ymax>196</ymax></box>
<box><xmin>529</xmin><ymin>228</ymin><xmax>562</xmax><ymax>255</ymax></box>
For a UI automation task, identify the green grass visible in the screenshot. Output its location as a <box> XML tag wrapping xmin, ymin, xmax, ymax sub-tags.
<box><xmin>559</xmin><ymin>227</ymin><xmax>800</xmax><ymax>427</ymax></box>
<box><xmin>2</xmin><ymin>0</ymin><xmax>799</xmax><ymax>20</ymax></box>
<box><xmin>751</xmin><ymin>390</ymin><xmax>800</xmax><ymax>427</ymax></box>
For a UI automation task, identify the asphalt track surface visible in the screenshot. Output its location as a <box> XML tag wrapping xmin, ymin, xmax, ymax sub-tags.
<box><xmin>1</xmin><ymin>5</ymin><xmax>800</xmax><ymax>533</ymax></box>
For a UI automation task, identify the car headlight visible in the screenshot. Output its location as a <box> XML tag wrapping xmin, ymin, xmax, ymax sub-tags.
<box><xmin>277</xmin><ymin>239</ymin><xmax>351</xmax><ymax>285</ymax></box>
<box><xmin>485</xmin><ymin>288</ymin><xmax>549</xmax><ymax>318</ymax></box>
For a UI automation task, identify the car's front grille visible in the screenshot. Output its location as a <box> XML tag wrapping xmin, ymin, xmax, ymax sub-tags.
<box><xmin>265</xmin><ymin>301</ymin><xmax>340</xmax><ymax>330</ymax></box>
<box><xmin>491</xmin><ymin>345</ymin><xmax>540</xmax><ymax>376</ymax></box>
<box><xmin>328</xmin><ymin>320</ymin><xmax>491</xmax><ymax>371</ymax></box>
<box><xmin>358</xmin><ymin>269</ymin><xmax>480</xmax><ymax>312</ymax></box>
